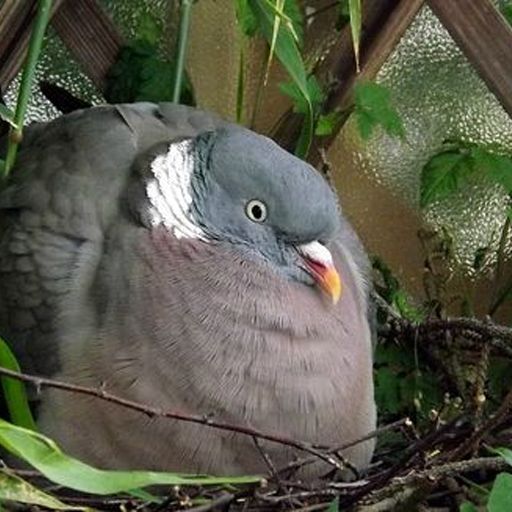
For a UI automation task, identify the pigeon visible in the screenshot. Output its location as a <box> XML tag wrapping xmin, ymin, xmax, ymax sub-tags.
<box><xmin>0</xmin><ymin>103</ymin><xmax>376</xmax><ymax>477</ymax></box>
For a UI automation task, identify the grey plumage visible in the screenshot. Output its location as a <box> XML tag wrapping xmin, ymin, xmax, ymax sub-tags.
<box><xmin>0</xmin><ymin>103</ymin><xmax>375</xmax><ymax>477</ymax></box>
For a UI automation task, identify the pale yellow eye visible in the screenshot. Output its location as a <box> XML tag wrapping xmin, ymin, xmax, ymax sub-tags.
<box><xmin>245</xmin><ymin>199</ymin><xmax>267</xmax><ymax>223</ymax></box>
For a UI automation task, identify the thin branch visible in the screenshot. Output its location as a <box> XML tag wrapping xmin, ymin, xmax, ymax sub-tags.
<box><xmin>276</xmin><ymin>418</ymin><xmax>410</xmax><ymax>476</ymax></box>
<box><xmin>0</xmin><ymin>366</ymin><xmax>353</xmax><ymax>475</ymax></box>
<box><xmin>416</xmin><ymin>317</ymin><xmax>512</xmax><ymax>345</ymax></box>
<box><xmin>187</xmin><ymin>493</ymin><xmax>235</xmax><ymax>512</ymax></box>
<box><xmin>446</xmin><ymin>387</ymin><xmax>512</xmax><ymax>462</ymax></box>
<box><xmin>361</xmin><ymin>456</ymin><xmax>509</xmax><ymax>506</ymax></box>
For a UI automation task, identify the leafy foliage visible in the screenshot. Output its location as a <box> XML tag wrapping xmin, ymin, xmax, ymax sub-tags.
<box><xmin>500</xmin><ymin>0</ymin><xmax>512</xmax><ymax>25</ymax></box>
<box><xmin>315</xmin><ymin>111</ymin><xmax>344</xmax><ymax>136</ymax></box>
<box><xmin>245</xmin><ymin>0</ymin><xmax>313</xmax><ymax>158</ymax></box>
<box><xmin>235</xmin><ymin>0</ymin><xmax>259</xmax><ymax>37</ymax></box>
<box><xmin>420</xmin><ymin>141</ymin><xmax>512</xmax><ymax>208</ymax></box>
<box><xmin>373</xmin><ymin>256</ymin><xmax>425</xmax><ymax>323</ymax></box>
<box><xmin>374</xmin><ymin>342</ymin><xmax>443</xmax><ymax>419</ymax></box>
<box><xmin>0</xmin><ymin>419</ymin><xmax>260</xmax><ymax>495</ymax></box>
<box><xmin>488</xmin><ymin>473</ymin><xmax>512</xmax><ymax>512</ymax></box>
<box><xmin>0</xmin><ymin>336</ymin><xmax>36</xmax><ymax>430</ymax></box>
<box><xmin>354</xmin><ymin>81</ymin><xmax>405</xmax><ymax>141</ymax></box>
<box><xmin>279</xmin><ymin>75</ymin><xmax>324</xmax><ymax>114</ymax></box>
<box><xmin>105</xmin><ymin>13</ymin><xmax>194</xmax><ymax>105</ymax></box>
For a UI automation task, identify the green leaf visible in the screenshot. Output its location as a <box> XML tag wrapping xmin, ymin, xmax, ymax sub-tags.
<box><xmin>420</xmin><ymin>150</ymin><xmax>474</xmax><ymax>208</ymax></box>
<box><xmin>492</xmin><ymin>446</ymin><xmax>512</xmax><ymax>466</ymax></box>
<box><xmin>479</xmin><ymin>151</ymin><xmax>512</xmax><ymax>194</ymax></box>
<box><xmin>248</xmin><ymin>0</ymin><xmax>312</xmax><ymax>158</ymax></box>
<box><xmin>235</xmin><ymin>0</ymin><xmax>259</xmax><ymax>36</ymax></box>
<box><xmin>266</xmin><ymin>0</ymin><xmax>287</xmax><ymax>86</ymax></box>
<box><xmin>336</xmin><ymin>0</ymin><xmax>351</xmax><ymax>28</ymax></box>
<box><xmin>500</xmin><ymin>1</ymin><xmax>512</xmax><ymax>26</ymax></box>
<box><xmin>105</xmin><ymin>41</ymin><xmax>195</xmax><ymax>105</ymax></box>
<box><xmin>0</xmin><ymin>104</ymin><xmax>17</xmax><ymax>128</ymax></box>
<box><xmin>315</xmin><ymin>111</ymin><xmax>343</xmax><ymax>136</ymax></box>
<box><xmin>326</xmin><ymin>496</ymin><xmax>339</xmax><ymax>512</ymax></box>
<box><xmin>375</xmin><ymin>367</ymin><xmax>401</xmax><ymax>414</ymax></box>
<box><xmin>0</xmin><ymin>336</ymin><xmax>37</xmax><ymax>430</ymax></box>
<box><xmin>488</xmin><ymin>473</ymin><xmax>512</xmax><ymax>512</ymax></box>
<box><xmin>420</xmin><ymin>142</ymin><xmax>512</xmax><ymax>208</ymax></box>
<box><xmin>0</xmin><ymin>419</ymin><xmax>261</xmax><ymax>495</ymax></box>
<box><xmin>0</xmin><ymin>470</ymin><xmax>87</xmax><ymax>510</ymax></box>
<box><xmin>348</xmin><ymin>0</ymin><xmax>362</xmax><ymax>72</ymax></box>
<box><xmin>459</xmin><ymin>502</ymin><xmax>478</xmax><ymax>512</ymax></box>
<box><xmin>137</xmin><ymin>12</ymin><xmax>162</xmax><ymax>46</ymax></box>
<box><xmin>393</xmin><ymin>289</ymin><xmax>425</xmax><ymax>323</ymax></box>
<box><xmin>354</xmin><ymin>81</ymin><xmax>405</xmax><ymax>141</ymax></box>
<box><xmin>279</xmin><ymin>75</ymin><xmax>324</xmax><ymax>115</ymax></box>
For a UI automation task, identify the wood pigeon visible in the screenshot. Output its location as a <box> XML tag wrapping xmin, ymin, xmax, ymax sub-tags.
<box><xmin>0</xmin><ymin>103</ymin><xmax>376</xmax><ymax>476</ymax></box>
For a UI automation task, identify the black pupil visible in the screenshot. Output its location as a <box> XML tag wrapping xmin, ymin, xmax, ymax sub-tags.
<box><xmin>251</xmin><ymin>204</ymin><xmax>263</xmax><ymax>220</ymax></box>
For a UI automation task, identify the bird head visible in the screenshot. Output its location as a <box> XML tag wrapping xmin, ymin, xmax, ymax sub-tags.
<box><xmin>143</xmin><ymin>126</ymin><xmax>342</xmax><ymax>303</ymax></box>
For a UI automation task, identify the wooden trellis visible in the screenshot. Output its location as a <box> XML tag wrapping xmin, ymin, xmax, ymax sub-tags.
<box><xmin>1</xmin><ymin>0</ymin><xmax>512</xmax><ymax>162</ymax></box>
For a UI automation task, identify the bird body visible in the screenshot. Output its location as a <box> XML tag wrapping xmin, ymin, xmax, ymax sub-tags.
<box><xmin>0</xmin><ymin>103</ymin><xmax>375</xmax><ymax>476</ymax></box>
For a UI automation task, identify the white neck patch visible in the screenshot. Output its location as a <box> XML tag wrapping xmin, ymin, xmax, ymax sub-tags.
<box><xmin>146</xmin><ymin>139</ymin><xmax>206</xmax><ymax>240</ymax></box>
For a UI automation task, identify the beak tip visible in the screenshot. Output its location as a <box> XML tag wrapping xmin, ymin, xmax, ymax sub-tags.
<box><xmin>322</xmin><ymin>266</ymin><xmax>342</xmax><ymax>305</ymax></box>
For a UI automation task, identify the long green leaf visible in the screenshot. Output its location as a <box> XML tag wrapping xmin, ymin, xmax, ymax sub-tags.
<box><xmin>0</xmin><ymin>470</ymin><xmax>87</xmax><ymax>511</ymax></box>
<box><xmin>348</xmin><ymin>0</ymin><xmax>362</xmax><ymax>72</ymax></box>
<box><xmin>0</xmin><ymin>420</ymin><xmax>261</xmax><ymax>495</ymax></box>
<box><xmin>265</xmin><ymin>0</ymin><xmax>286</xmax><ymax>85</ymax></box>
<box><xmin>248</xmin><ymin>0</ymin><xmax>313</xmax><ymax>158</ymax></box>
<box><xmin>0</xmin><ymin>336</ymin><xmax>37</xmax><ymax>431</ymax></box>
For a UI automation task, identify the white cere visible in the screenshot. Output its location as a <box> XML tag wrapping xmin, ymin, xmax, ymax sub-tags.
<box><xmin>297</xmin><ymin>241</ymin><xmax>334</xmax><ymax>267</ymax></box>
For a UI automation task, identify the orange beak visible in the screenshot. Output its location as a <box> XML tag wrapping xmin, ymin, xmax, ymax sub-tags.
<box><xmin>298</xmin><ymin>242</ymin><xmax>342</xmax><ymax>304</ymax></box>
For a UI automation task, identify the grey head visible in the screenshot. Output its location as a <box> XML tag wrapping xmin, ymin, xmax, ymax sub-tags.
<box><xmin>133</xmin><ymin>125</ymin><xmax>342</xmax><ymax>300</ymax></box>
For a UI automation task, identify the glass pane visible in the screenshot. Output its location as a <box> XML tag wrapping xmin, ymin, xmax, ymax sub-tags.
<box><xmin>332</xmin><ymin>5</ymin><xmax>512</xmax><ymax>280</ymax></box>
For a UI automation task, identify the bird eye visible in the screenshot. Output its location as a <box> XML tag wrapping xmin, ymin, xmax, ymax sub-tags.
<box><xmin>245</xmin><ymin>199</ymin><xmax>267</xmax><ymax>223</ymax></box>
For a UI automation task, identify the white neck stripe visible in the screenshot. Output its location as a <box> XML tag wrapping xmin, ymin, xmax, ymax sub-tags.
<box><xmin>146</xmin><ymin>140</ymin><xmax>206</xmax><ymax>240</ymax></box>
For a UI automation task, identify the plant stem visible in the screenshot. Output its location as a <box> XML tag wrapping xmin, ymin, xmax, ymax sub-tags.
<box><xmin>4</xmin><ymin>0</ymin><xmax>53</xmax><ymax>177</ymax></box>
<box><xmin>172</xmin><ymin>0</ymin><xmax>194</xmax><ymax>104</ymax></box>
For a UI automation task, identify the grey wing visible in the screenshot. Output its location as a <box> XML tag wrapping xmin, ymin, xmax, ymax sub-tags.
<box><xmin>0</xmin><ymin>102</ymin><xmax>223</xmax><ymax>377</ymax></box>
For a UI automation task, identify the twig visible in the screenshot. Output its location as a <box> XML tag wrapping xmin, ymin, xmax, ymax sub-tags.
<box><xmin>187</xmin><ymin>493</ymin><xmax>234</xmax><ymax>512</ymax></box>
<box><xmin>416</xmin><ymin>317</ymin><xmax>512</xmax><ymax>345</ymax></box>
<box><xmin>363</xmin><ymin>456</ymin><xmax>508</xmax><ymax>506</ymax></box>
<box><xmin>446</xmin><ymin>387</ymin><xmax>512</xmax><ymax>462</ymax></box>
<box><xmin>252</xmin><ymin>436</ymin><xmax>282</xmax><ymax>486</ymax></box>
<box><xmin>276</xmin><ymin>418</ymin><xmax>409</xmax><ymax>476</ymax></box>
<box><xmin>339</xmin><ymin>416</ymin><xmax>467</xmax><ymax>507</ymax></box>
<box><xmin>0</xmin><ymin>366</ymin><xmax>351</xmax><ymax>474</ymax></box>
